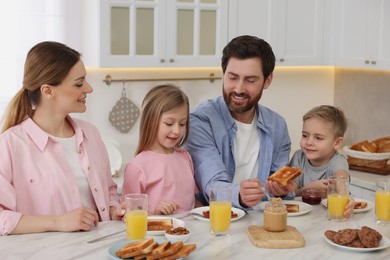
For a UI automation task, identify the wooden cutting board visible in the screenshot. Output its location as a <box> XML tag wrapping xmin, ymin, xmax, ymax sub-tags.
<box><xmin>247</xmin><ymin>225</ymin><xmax>305</xmax><ymax>249</ymax></box>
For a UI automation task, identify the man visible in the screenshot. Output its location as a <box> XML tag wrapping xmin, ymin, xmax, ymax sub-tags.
<box><xmin>186</xmin><ymin>35</ymin><xmax>294</xmax><ymax>209</ymax></box>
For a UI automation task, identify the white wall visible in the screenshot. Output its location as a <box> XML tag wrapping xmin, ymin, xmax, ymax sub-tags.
<box><xmin>77</xmin><ymin>67</ymin><xmax>335</xmax><ymax>172</ymax></box>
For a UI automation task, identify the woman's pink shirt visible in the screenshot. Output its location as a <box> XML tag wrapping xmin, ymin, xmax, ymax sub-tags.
<box><xmin>0</xmin><ymin>117</ymin><xmax>119</xmax><ymax>235</ymax></box>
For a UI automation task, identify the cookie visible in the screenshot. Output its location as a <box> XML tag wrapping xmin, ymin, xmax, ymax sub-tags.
<box><xmin>333</xmin><ymin>229</ymin><xmax>358</xmax><ymax>245</ymax></box>
<box><xmin>324</xmin><ymin>230</ymin><xmax>337</xmax><ymax>242</ymax></box>
<box><xmin>347</xmin><ymin>238</ymin><xmax>365</xmax><ymax>248</ymax></box>
<box><xmin>358</xmin><ymin>226</ymin><xmax>381</xmax><ymax>248</ymax></box>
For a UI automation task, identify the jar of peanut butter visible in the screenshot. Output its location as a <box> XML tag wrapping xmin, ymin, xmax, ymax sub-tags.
<box><xmin>263</xmin><ymin>199</ymin><xmax>287</xmax><ymax>232</ymax></box>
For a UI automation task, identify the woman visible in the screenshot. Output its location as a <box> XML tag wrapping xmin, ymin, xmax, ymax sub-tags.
<box><xmin>0</xmin><ymin>41</ymin><xmax>124</xmax><ymax>236</ymax></box>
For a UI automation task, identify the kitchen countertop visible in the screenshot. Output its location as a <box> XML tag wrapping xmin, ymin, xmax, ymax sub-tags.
<box><xmin>2</xmin><ymin>198</ymin><xmax>390</xmax><ymax>260</ymax></box>
<box><xmin>350</xmin><ymin>169</ymin><xmax>389</xmax><ymax>191</ymax></box>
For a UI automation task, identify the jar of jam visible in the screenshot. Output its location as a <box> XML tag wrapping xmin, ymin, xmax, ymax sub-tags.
<box><xmin>263</xmin><ymin>199</ymin><xmax>287</xmax><ymax>232</ymax></box>
<box><xmin>302</xmin><ymin>189</ymin><xmax>322</xmax><ymax>205</ymax></box>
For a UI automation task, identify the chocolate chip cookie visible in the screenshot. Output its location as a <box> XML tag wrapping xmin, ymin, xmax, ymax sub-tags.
<box><xmin>357</xmin><ymin>226</ymin><xmax>382</xmax><ymax>248</ymax></box>
<box><xmin>333</xmin><ymin>229</ymin><xmax>358</xmax><ymax>245</ymax></box>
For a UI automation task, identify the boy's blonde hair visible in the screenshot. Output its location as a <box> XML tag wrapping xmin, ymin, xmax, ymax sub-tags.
<box><xmin>303</xmin><ymin>105</ymin><xmax>347</xmax><ymax>138</ymax></box>
<box><xmin>135</xmin><ymin>84</ymin><xmax>190</xmax><ymax>155</ymax></box>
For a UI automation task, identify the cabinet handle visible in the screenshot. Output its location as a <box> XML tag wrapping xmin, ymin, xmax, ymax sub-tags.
<box><xmin>160</xmin><ymin>59</ymin><xmax>165</xmax><ymax>63</ymax></box>
<box><xmin>279</xmin><ymin>58</ymin><xmax>284</xmax><ymax>62</ymax></box>
<box><xmin>169</xmin><ymin>58</ymin><xmax>174</xmax><ymax>63</ymax></box>
<box><xmin>371</xmin><ymin>61</ymin><xmax>376</xmax><ymax>65</ymax></box>
<box><xmin>364</xmin><ymin>60</ymin><xmax>370</xmax><ymax>64</ymax></box>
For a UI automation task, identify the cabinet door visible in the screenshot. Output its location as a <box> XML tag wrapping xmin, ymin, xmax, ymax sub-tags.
<box><xmin>370</xmin><ymin>0</ymin><xmax>390</xmax><ymax>69</ymax></box>
<box><xmin>101</xmin><ymin>0</ymin><xmax>166</xmax><ymax>68</ymax></box>
<box><xmin>165</xmin><ymin>0</ymin><xmax>228</xmax><ymax>67</ymax></box>
<box><xmin>275</xmin><ymin>0</ymin><xmax>325</xmax><ymax>65</ymax></box>
<box><xmin>228</xmin><ymin>0</ymin><xmax>324</xmax><ymax>66</ymax></box>
<box><xmin>331</xmin><ymin>0</ymin><xmax>390</xmax><ymax>69</ymax></box>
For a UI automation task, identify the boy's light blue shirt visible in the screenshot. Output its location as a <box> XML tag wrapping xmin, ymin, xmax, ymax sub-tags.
<box><xmin>186</xmin><ymin>96</ymin><xmax>292</xmax><ymax>209</ymax></box>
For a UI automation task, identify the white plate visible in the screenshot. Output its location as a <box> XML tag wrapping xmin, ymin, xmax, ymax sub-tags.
<box><xmin>147</xmin><ymin>216</ymin><xmax>185</xmax><ymax>236</ymax></box>
<box><xmin>324</xmin><ymin>235</ymin><xmax>390</xmax><ymax>252</ymax></box>
<box><xmin>189</xmin><ymin>206</ymin><xmax>246</xmax><ymax>222</ymax></box>
<box><xmin>258</xmin><ymin>200</ymin><xmax>313</xmax><ymax>217</ymax></box>
<box><xmin>321</xmin><ymin>198</ymin><xmax>374</xmax><ymax>213</ymax></box>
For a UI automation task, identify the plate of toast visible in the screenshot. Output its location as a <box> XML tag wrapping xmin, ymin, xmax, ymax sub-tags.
<box><xmin>147</xmin><ymin>216</ymin><xmax>185</xmax><ymax>236</ymax></box>
<box><xmin>258</xmin><ymin>200</ymin><xmax>313</xmax><ymax>217</ymax></box>
<box><xmin>321</xmin><ymin>198</ymin><xmax>374</xmax><ymax>213</ymax></box>
<box><xmin>109</xmin><ymin>237</ymin><xmax>196</xmax><ymax>259</ymax></box>
<box><xmin>190</xmin><ymin>206</ymin><xmax>245</xmax><ymax>222</ymax></box>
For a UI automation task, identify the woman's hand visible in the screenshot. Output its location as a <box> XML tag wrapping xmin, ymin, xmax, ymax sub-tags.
<box><xmin>110</xmin><ymin>202</ymin><xmax>126</xmax><ymax>221</ymax></box>
<box><xmin>154</xmin><ymin>201</ymin><xmax>179</xmax><ymax>215</ymax></box>
<box><xmin>55</xmin><ymin>207</ymin><xmax>99</xmax><ymax>232</ymax></box>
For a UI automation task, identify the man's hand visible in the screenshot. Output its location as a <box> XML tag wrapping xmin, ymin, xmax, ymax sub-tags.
<box><xmin>239</xmin><ymin>179</ymin><xmax>265</xmax><ymax>207</ymax></box>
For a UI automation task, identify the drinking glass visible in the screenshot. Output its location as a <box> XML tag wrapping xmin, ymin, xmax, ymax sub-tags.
<box><xmin>376</xmin><ymin>179</ymin><xmax>390</xmax><ymax>225</ymax></box>
<box><xmin>209</xmin><ymin>185</ymin><xmax>232</xmax><ymax>236</ymax></box>
<box><xmin>125</xmin><ymin>193</ymin><xmax>148</xmax><ymax>240</ymax></box>
<box><xmin>327</xmin><ymin>176</ymin><xmax>349</xmax><ymax>221</ymax></box>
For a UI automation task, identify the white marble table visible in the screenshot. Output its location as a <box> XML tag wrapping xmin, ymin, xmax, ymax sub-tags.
<box><xmin>1</xmin><ymin>199</ymin><xmax>390</xmax><ymax>260</ymax></box>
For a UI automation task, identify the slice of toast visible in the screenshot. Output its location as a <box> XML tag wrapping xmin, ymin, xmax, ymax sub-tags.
<box><xmin>122</xmin><ymin>242</ymin><xmax>158</xmax><ymax>259</ymax></box>
<box><xmin>146</xmin><ymin>241</ymin><xmax>183</xmax><ymax>260</ymax></box>
<box><xmin>159</xmin><ymin>244</ymin><xmax>197</xmax><ymax>260</ymax></box>
<box><xmin>267</xmin><ymin>166</ymin><xmax>302</xmax><ymax>186</ymax></box>
<box><xmin>285</xmin><ymin>203</ymin><xmax>299</xmax><ymax>213</ymax></box>
<box><xmin>147</xmin><ymin>218</ymin><xmax>173</xmax><ymax>231</ymax></box>
<box><xmin>116</xmin><ymin>238</ymin><xmax>154</xmax><ymax>258</ymax></box>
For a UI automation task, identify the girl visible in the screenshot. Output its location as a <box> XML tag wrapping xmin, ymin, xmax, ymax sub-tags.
<box><xmin>121</xmin><ymin>84</ymin><xmax>197</xmax><ymax>215</ymax></box>
<box><xmin>0</xmin><ymin>41</ymin><xmax>124</xmax><ymax>236</ymax></box>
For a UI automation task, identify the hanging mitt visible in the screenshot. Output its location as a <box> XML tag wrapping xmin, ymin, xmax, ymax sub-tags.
<box><xmin>109</xmin><ymin>85</ymin><xmax>140</xmax><ymax>133</ymax></box>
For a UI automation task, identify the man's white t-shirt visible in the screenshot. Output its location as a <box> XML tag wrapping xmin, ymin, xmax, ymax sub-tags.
<box><xmin>232</xmin><ymin>118</ymin><xmax>260</xmax><ymax>185</ymax></box>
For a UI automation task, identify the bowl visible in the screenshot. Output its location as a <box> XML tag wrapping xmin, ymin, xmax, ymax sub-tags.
<box><xmin>164</xmin><ymin>227</ymin><xmax>191</xmax><ymax>243</ymax></box>
<box><xmin>302</xmin><ymin>189</ymin><xmax>322</xmax><ymax>205</ymax></box>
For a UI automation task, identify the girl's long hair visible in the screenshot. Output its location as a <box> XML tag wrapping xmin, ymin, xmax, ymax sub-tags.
<box><xmin>135</xmin><ymin>84</ymin><xmax>190</xmax><ymax>155</ymax></box>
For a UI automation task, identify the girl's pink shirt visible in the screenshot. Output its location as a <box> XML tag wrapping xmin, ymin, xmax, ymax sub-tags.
<box><xmin>0</xmin><ymin>117</ymin><xmax>120</xmax><ymax>235</ymax></box>
<box><xmin>121</xmin><ymin>149</ymin><xmax>196</xmax><ymax>213</ymax></box>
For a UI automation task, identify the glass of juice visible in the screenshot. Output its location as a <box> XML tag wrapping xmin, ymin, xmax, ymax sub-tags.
<box><xmin>209</xmin><ymin>184</ymin><xmax>232</xmax><ymax>236</ymax></box>
<box><xmin>327</xmin><ymin>176</ymin><xmax>349</xmax><ymax>221</ymax></box>
<box><xmin>125</xmin><ymin>193</ymin><xmax>148</xmax><ymax>240</ymax></box>
<box><xmin>376</xmin><ymin>179</ymin><xmax>390</xmax><ymax>225</ymax></box>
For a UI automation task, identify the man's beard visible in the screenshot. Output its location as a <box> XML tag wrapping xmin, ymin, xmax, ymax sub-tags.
<box><xmin>223</xmin><ymin>88</ymin><xmax>262</xmax><ymax>114</ymax></box>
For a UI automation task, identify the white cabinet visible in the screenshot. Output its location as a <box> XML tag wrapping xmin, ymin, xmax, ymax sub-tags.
<box><xmin>330</xmin><ymin>0</ymin><xmax>390</xmax><ymax>70</ymax></box>
<box><xmin>82</xmin><ymin>0</ymin><xmax>228</xmax><ymax>68</ymax></box>
<box><xmin>228</xmin><ymin>0</ymin><xmax>325</xmax><ymax>66</ymax></box>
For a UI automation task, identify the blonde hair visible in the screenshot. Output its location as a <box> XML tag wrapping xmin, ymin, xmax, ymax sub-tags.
<box><xmin>1</xmin><ymin>41</ymin><xmax>80</xmax><ymax>133</ymax></box>
<box><xmin>303</xmin><ymin>105</ymin><xmax>348</xmax><ymax>138</ymax></box>
<box><xmin>136</xmin><ymin>84</ymin><xmax>190</xmax><ymax>155</ymax></box>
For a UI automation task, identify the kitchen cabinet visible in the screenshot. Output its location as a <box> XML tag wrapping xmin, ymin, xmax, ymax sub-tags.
<box><xmin>329</xmin><ymin>0</ymin><xmax>390</xmax><ymax>70</ymax></box>
<box><xmin>82</xmin><ymin>0</ymin><xmax>228</xmax><ymax>68</ymax></box>
<box><xmin>228</xmin><ymin>0</ymin><xmax>325</xmax><ymax>66</ymax></box>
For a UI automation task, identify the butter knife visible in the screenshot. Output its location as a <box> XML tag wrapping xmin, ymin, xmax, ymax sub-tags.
<box><xmin>86</xmin><ymin>230</ymin><xmax>125</xmax><ymax>243</ymax></box>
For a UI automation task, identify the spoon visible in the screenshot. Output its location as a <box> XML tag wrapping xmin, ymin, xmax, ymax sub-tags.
<box><xmin>258</xmin><ymin>185</ymin><xmax>271</xmax><ymax>201</ymax></box>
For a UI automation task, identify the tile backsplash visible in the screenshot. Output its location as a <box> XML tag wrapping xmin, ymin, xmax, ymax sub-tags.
<box><xmin>334</xmin><ymin>68</ymin><xmax>390</xmax><ymax>146</ymax></box>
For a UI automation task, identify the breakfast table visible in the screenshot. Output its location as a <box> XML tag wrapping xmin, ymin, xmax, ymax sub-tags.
<box><xmin>1</xmin><ymin>197</ymin><xmax>389</xmax><ymax>260</ymax></box>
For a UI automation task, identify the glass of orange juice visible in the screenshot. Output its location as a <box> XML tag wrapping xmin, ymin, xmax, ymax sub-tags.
<box><xmin>125</xmin><ymin>193</ymin><xmax>148</xmax><ymax>240</ymax></box>
<box><xmin>376</xmin><ymin>179</ymin><xmax>390</xmax><ymax>225</ymax></box>
<box><xmin>327</xmin><ymin>176</ymin><xmax>349</xmax><ymax>221</ymax></box>
<box><xmin>209</xmin><ymin>184</ymin><xmax>232</xmax><ymax>236</ymax></box>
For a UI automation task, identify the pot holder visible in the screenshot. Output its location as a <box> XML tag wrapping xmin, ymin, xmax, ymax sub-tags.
<box><xmin>109</xmin><ymin>84</ymin><xmax>140</xmax><ymax>133</ymax></box>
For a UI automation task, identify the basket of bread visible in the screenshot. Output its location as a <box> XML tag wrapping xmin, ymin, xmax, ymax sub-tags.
<box><xmin>343</xmin><ymin>136</ymin><xmax>390</xmax><ymax>168</ymax></box>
